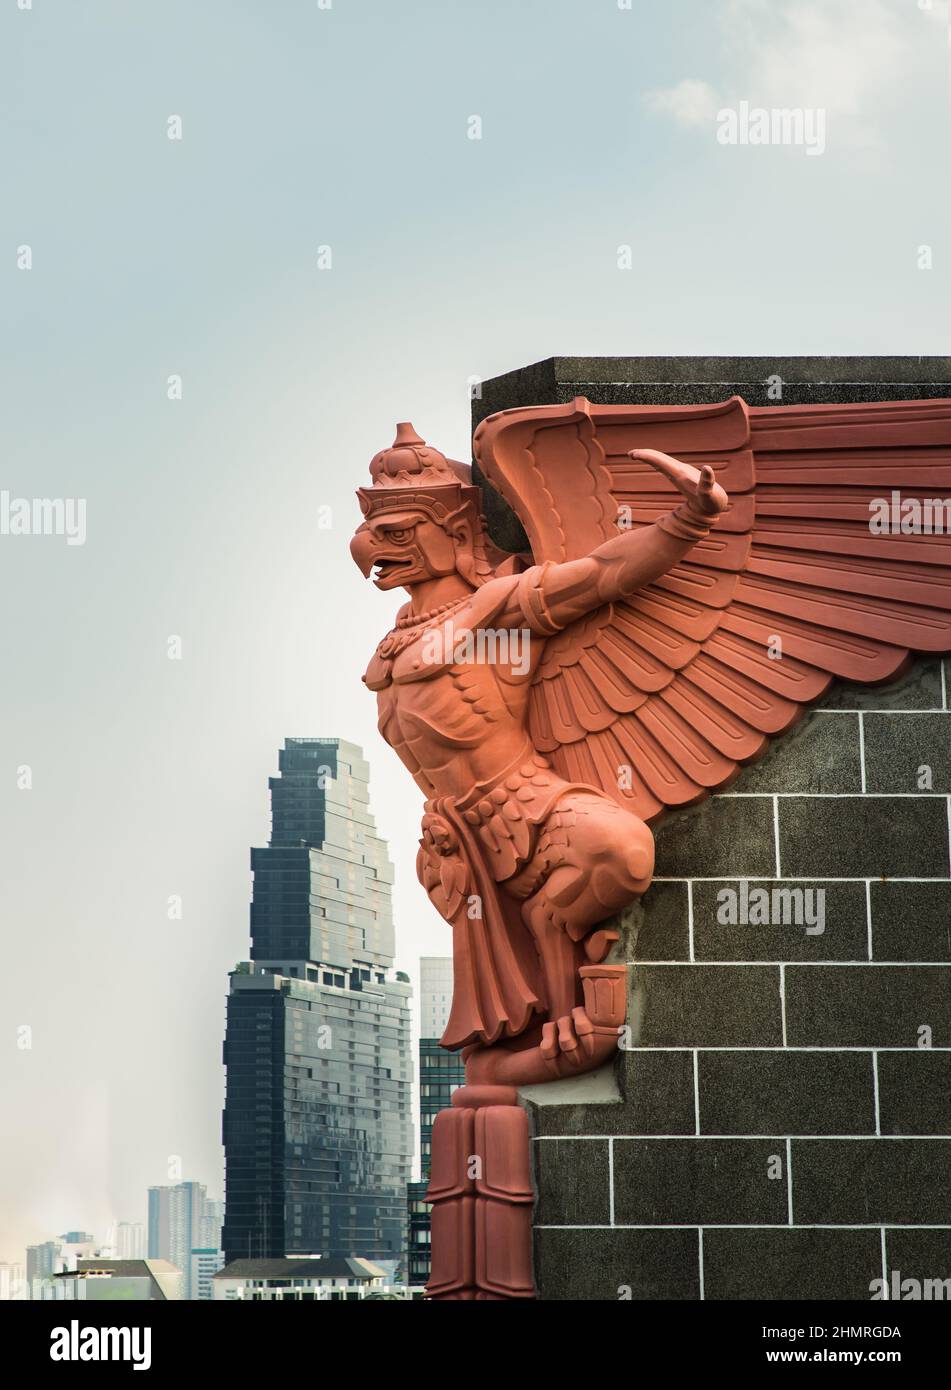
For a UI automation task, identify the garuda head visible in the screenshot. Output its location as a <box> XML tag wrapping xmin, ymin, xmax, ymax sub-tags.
<box><xmin>350</xmin><ymin>423</ymin><xmax>501</xmax><ymax>592</ymax></box>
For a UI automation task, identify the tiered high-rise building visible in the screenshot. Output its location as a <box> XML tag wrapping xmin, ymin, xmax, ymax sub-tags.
<box><xmin>221</xmin><ymin>739</ymin><xmax>412</xmax><ymax>1271</ymax></box>
<box><xmin>407</xmin><ymin>957</ymin><xmax>464</xmax><ymax>1286</ymax></box>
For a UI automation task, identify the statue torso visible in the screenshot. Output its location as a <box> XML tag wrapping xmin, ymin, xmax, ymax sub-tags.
<box><xmin>363</xmin><ymin>577</ymin><xmax>540</xmax><ymax>801</ymax></box>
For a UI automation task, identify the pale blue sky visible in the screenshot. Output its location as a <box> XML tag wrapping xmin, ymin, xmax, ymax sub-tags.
<box><xmin>1</xmin><ymin>0</ymin><xmax>949</xmax><ymax>1261</ymax></box>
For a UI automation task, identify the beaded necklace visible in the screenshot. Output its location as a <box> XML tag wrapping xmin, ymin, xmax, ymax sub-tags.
<box><xmin>377</xmin><ymin>594</ymin><xmax>471</xmax><ymax>660</ymax></box>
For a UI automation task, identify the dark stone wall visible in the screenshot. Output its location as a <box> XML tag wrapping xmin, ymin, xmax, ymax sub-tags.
<box><xmin>475</xmin><ymin>357</ymin><xmax>951</xmax><ymax>1301</ymax></box>
<box><xmin>471</xmin><ymin>355</ymin><xmax>951</xmax><ymax>427</ymax></box>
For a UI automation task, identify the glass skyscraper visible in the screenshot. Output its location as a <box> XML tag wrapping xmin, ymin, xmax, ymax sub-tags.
<box><xmin>222</xmin><ymin>739</ymin><xmax>412</xmax><ymax>1270</ymax></box>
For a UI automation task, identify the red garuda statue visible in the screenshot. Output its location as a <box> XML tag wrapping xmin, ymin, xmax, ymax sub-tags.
<box><xmin>351</xmin><ymin>394</ymin><xmax>951</xmax><ymax>1296</ymax></box>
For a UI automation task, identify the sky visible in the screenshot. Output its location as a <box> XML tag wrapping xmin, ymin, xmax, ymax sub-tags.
<box><xmin>1</xmin><ymin>0</ymin><xmax>949</xmax><ymax>1263</ymax></box>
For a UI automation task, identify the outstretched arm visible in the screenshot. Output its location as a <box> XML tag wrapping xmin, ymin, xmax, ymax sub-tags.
<box><xmin>501</xmin><ymin>451</ymin><xmax>729</xmax><ymax>634</ymax></box>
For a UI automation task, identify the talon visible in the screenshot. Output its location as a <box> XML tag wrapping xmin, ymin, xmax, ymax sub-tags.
<box><xmin>557</xmin><ymin>1014</ymin><xmax>586</xmax><ymax>1067</ymax></box>
<box><xmin>540</xmin><ymin>1021</ymin><xmax>559</xmax><ymax>1061</ymax></box>
<box><xmin>557</xmin><ymin>1015</ymin><xmax>577</xmax><ymax>1052</ymax></box>
<box><xmin>572</xmin><ymin>1007</ymin><xmax>597</xmax><ymax>1058</ymax></box>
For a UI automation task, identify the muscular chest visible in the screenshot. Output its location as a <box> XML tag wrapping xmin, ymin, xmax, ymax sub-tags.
<box><xmin>366</xmin><ymin>632</ymin><xmax>529</xmax><ymax>752</ymax></box>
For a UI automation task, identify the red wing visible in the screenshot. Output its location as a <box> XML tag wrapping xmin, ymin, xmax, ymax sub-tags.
<box><xmin>473</xmin><ymin>395</ymin><xmax>951</xmax><ymax>822</ymax></box>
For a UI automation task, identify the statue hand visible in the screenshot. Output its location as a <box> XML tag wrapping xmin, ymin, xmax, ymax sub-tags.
<box><xmin>628</xmin><ymin>449</ymin><xmax>729</xmax><ymax>517</ymax></box>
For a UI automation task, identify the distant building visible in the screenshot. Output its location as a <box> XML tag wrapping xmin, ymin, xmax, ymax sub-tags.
<box><xmin>189</xmin><ymin>1248</ymin><xmax>224</xmax><ymax>1301</ymax></box>
<box><xmin>0</xmin><ymin>1262</ymin><xmax>26</xmax><ymax>1300</ymax></box>
<box><xmin>148</xmin><ymin>1182</ymin><xmax>222</xmax><ymax>1298</ymax></box>
<box><xmin>222</xmin><ymin>740</ymin><xmax>413</xmax><ymax>1268</ymax></box>
<box><xmin>407</xmin><ymin>957</ymin><xmax>465</xmax><ymax>1287</ymax></box>
<box><xmin>46</xmin><ymin>1259</ymin><xmax>181</xmax><ymax>1300</ymax></box>
<box><xmin>114</xmin><ymin>1222</ymin><xmax>146</xmax><ymax>1260</ymax></box>
<box><xmin>26</xmin><ymin>1241</ymin><xmax>60</xmax><ymax>1285</ymax></box>
<box><xmin>56</xmin><ymin>1235</ymin><xmax>98</xmax><ymax>1269</ymax></box>
<box><xmin>147</xmin><ymin>1187</ymin><xmax>170</xmax><ymax>1261</ymax></box>
<box><xmin>201</xmin><ymin>1200</ymin><xmax>224</xmax><ymax>1250</ymax></box>
<box><xmin>213</xmin><ymin>1257</ymin><xmax>422</xmax><ymax>1301</ymax></box>
<box><xmin>418</xmin><ymin>957</ymin><xmax>454</xmax><ymax>1041</ymax></box>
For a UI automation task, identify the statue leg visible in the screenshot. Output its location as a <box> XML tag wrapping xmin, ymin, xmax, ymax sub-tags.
<box><xmin>515</xmin><ymin>792</ymin><xmax>653</xmax><ymax>1062</ymax></box>
<box><xmin>520</xmin><ymin>894</ymin><xmax>583</xmax><ymax>1023</ymax></box>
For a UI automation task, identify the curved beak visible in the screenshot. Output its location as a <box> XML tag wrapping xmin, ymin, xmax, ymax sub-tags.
<box><xmin>350</xmin><ymin>523</ymin><xmax>375</xmax><ymax>578</ymax></box>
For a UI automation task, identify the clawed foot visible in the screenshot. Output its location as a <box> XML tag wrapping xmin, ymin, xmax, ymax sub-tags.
<box><xmin>540</xmin><ymin>1007</ymin><xmax>599</xmax><ymax>1073</ymax></box>
<box><xmin>463</xmin><ymin>966</ymin><xmax>628</xmax><ymax>1087</ymax></box>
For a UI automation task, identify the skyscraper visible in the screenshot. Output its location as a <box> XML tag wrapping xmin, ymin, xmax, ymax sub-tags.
<box><xmin>407</xmin><ymin>957</ymin><xmax>464</xmax><ymax>1287</ymax></box>
<box><xmin>221</xmin><ymin>739</ymin><xmax>413</xmax><ymax>1270</ymax></box>
<box><xmin>147</xmin><ymin>1182</ymin><xmax>222</xmax><ymax>1298</ymax></box>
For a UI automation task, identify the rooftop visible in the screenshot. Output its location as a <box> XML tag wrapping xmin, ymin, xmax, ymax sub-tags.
<box><xmin>214</xmin><ymin>1257</ymin><xmax>387</xmax><ymax>1282</ymax></box>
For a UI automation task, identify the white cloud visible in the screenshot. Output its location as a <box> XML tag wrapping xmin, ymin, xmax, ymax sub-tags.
<box><xmin>644</xmin><ymin>0</ymin><xmax>946</xmax><ymax>150</ymax></box>
<box><xmin>725</xmin><ymin>0</ymin><xmax>907</xmax><ymax>115</ymax></box>
<box><xmin>644</xmin><ymin>78</ymin><xmax>720</xmax><ymax>128</ymax></box>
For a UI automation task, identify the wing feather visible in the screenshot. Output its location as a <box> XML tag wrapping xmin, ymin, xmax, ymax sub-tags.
<box><xmin>719</xmin><ymin>602</ymin><xmax>900</xmax><ymax>684</ymax></box>
<box><xmin>576</xmin><ymin>647</ymin><xmax>647</xmax><ymax>714</ymax></box>
<box><xmin>658</xmin><ymin>681</ymin><xmax>767</xmax><ymax>763</ymax></box>
<box><xmin>682</xmin><ymin>653</ymin><xmax>800</xmax><ymax>734</ymax></box>
<box><xmin>609</xmin><ymin>604</ymin><xmax>702</xmax><ymax>673</ymax></box>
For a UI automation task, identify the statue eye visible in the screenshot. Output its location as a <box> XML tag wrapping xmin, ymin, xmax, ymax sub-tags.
<box><xmin>388</xmin><ymin>527</ymin><xmax>412</xmax><ymax>543</ymax></box>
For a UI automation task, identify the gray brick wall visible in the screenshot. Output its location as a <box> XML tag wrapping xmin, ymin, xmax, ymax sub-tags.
<box><xmin>526</xmin><ymin>659</ymin><xmax>951</xmax><ymax>1300</ymax></box>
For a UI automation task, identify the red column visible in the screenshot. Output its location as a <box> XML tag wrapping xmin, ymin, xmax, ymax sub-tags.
<box><xmin>426</xmin><ymin>1084</ymin><xmax>535</xmax><ymax>1300</ymax></box>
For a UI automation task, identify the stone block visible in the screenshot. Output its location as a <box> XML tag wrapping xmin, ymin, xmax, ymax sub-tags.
<box><xmin>863</xmin><ymin>713</ymin><xmax>951</xmax><ymax>794</ymax></box>
<box><xmin>692</xmin><ymin>879</ymin><xmax>867</xmax><ymax>962</ymax></box>
<box><xmin>732</xmin><ymin>713</ymin><xmax>861</xmax><ymax>794</ymax></box>
<box><xmin>784</xmin><ymin>966</ymin><xmax>951</xmax><ymax>1047</ymax></box>
<box><xmin>877</xmin><ymin>1051</ymin><xmax>951</xmax><ymax>1135</ymax></box>
<box><xmin>653</xmin><ymin>797</ymin><xmax>776</xmax><ymax>878</ymax></box>
<box><xmin>871</xmin><ymin>881</ymin><xmax>951</xmax><ymax>962</ymax></box>
<box><xmin>778</xmin><ymin>797</ymin><xmax>949</xmax><ymax>878</ymax></box>
<box><xmin>630</xmin><ymin>964</ymin><xmax>782</xmax><ymax>1047</ymax></box>
<box><xmin>533</xmin><ymin>1138</ymin><xmax>610</xmax><ymax>1226</ymax></box>
<box><xmin>534</xmin><ymin>1227</ymin><xmax>700</xmax><ymax>1300</ymax></box>
<box><xmin>614</xmin><ymin>1139</ymin><xmax>788</xmax><ymax>1225</ymax></box>
<box><xmin>698</xmin><ymin>1050</ymin><xmax>875</xmax><ymax>1135</ymax></box>
<box><xmin>884</xmin><ymin>1229</ymin><xmax>951</xmax><ymax>1287</ymax></box>
<box><xmin>792</xmin><ymin>1140</ymin><xmax>951</xmax><ymax>1224</ymax></box>
<box><xmin>703</xmin><ymin>1229</ymin><xmax>881</xmax><ymax>1300</ymax></box>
